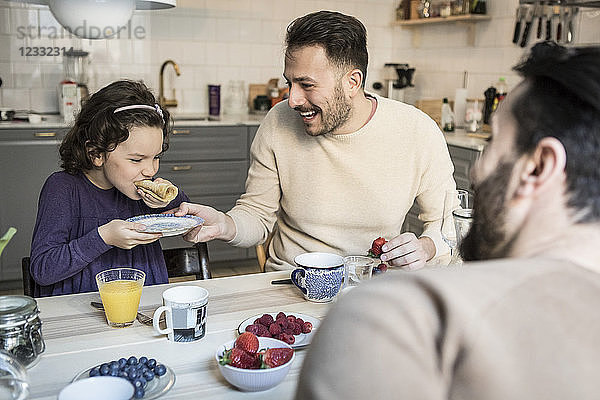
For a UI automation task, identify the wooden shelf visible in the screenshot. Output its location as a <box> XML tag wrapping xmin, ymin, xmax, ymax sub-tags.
<box><xmin>395</xmin><ymin>14</ymin><xmax>490</xmax><ymax>26</ymax></box>
<box><xmin>394</xmin><ymin>14</ymin><xmax>491</xmax><ymax>47</ymax></box>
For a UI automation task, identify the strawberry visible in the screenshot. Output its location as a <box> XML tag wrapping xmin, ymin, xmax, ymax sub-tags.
<box><xmin>219</xmin><ymin>348</ymin><xmax>260</xmax><ymax>369</ymax></box>
<box><xmin>368</xmin><ymin>237</ymin><xmax>387</xmax><ymax>257</ymax></box>
<box><xmin>235</xmin><ymin>332</ymin><xmax>259</xmax><ymax>354</ymax></box>
<box><xmin>262</xmin><ymin>348</ymin><xmax>294</xmax><ymax>368</ymax></box>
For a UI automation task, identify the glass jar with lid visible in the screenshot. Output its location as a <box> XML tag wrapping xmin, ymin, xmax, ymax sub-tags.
<box><xmin>0</xmin><ymin>350</ymin><xmax>29</xmax><ymax>400</ymax></box>
<box><xmin>0</xmin><ymin>296</ymin><xmax>45</xmax><ymax>368</ymax></box>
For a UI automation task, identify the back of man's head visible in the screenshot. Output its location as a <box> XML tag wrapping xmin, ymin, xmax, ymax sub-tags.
<box><xmin>510</xmin><ymin>41</ymin><xmax>600</xmax><ymax>221</ymax></box>
<box><xmin>285</xmin><ymin>10</ymin><xmax>369</xmax><ymax>87</ymax></box>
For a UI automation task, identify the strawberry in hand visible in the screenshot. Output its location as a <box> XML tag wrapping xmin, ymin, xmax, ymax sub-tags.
<box><xmin>368</xmin><ymin>237</ymin><xmax>387</xmax><ymax>257</ymax></box>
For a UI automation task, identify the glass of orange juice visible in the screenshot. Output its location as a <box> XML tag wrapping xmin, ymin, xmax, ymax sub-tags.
<box><xmin>95</xmin><ymin>268</ymin><xmax>145</xmax><ymax>328</ymax></box>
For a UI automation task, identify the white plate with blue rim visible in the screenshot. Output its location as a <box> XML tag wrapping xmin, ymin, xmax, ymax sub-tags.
<box><xmin>126</xmin><ymin>214</ymin><xmax>204</xmax><ymax>237</ymax></box>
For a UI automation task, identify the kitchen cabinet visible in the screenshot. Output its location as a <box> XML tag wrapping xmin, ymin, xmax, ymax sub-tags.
<box><xmin>402</xmin><ymin>143</ymin><xmax>482</xmax><ymax>237</ymax></box>
<box><xmin>0</xmin><ymin>129</ymin><xmax>66</xmax><ymax>285</ymax></box>
<box><xmin>158</xmin><ymin>125</ymin><xmax>253</xmax><ymax>262</ymax></box>
<box><xmin>0</xmin><ymin>124</ymin><xmax>260</xmax><ymax>289</ymax></box>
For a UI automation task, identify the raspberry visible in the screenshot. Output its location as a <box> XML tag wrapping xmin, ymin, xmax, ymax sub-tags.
<box><xmin>302</xmin><ymin>321</ymin><xmax>313</xmax><ymax>334</ymax></box>
<box><xmin>286</xmin><ymin>315</ymin><xmax>296</xmax><ymax>324</ymax></box>
<box><xmin>269</xmin><ymin>323</ymin><xmax>282</xmax><ymax>335</ymax></box>
<box><xmin>276</xmin><ymin>312</ymin><xmax>286</xmax><ymax>320</ymax></box>
<box><xmin>245</xmin><ymin>324</ymin><xmax>261</xmax><ymax>335</ymax></box>
<box><xmin>377</xmin><ymin>263</ymin><xmax>388</xmax><ymax>272</ymax></box>
<box><xmin>253</xmin><ymin>318</ymin><xmax>261</xmax><ymax>325</ymax></box>
<box><xmin>258</xmin><ymin>314</ymin><xmax>274</xmax><ymax>327</ymax></box>
<box><xmin>296</xmin><ymin>318</ymin><xmax>304</xmax><ymax>325</ymax></box>
<box><xmin>292</xmin><ymin>323</ymin><xmax>302</xmax><ymax>335</ymax></box>
<box><xmin>283</xmin><ymin>327</ymin><xmax>294</xmax><ymax>335</ymax></box>
<box><xmin>254</xmin><ymin>323</ymin><xmax>271</xmax><ymax>337</ymax></box>
<box><xmin>280</xmin><ymin>333</ymin><xmax>295</xmax><ymax>345</ymax></box>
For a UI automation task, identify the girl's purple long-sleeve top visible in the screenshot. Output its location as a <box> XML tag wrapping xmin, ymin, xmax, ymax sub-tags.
<box><xmin>30</xmin><ymin>171</ymin><xmax>190</xmax><ymax>297</ymax></box>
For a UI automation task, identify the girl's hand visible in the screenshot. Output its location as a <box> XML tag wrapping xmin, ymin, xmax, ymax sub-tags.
<box><xmin>98</xmin><ymin>220</ymin><xmax>162</xmax><ymax>249</ymax></box>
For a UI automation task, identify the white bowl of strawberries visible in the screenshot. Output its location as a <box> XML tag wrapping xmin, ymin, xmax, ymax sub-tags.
<box><xmin>216</xmin><ymin>333</ymin><xmax>295</xmax><ymax>392</ymax></box>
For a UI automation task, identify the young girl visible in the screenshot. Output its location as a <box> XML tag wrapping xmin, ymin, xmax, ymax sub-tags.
<box><xmin>30</xmin><ymin>80</ymin><xmax>189</xmax><ymax>297</ymax></box>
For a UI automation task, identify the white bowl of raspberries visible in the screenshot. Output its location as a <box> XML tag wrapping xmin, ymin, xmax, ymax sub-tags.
<box><xmin>216</xmin><ymin>333</ymin><xmax>295</xmax><ymax>392</ymax></box>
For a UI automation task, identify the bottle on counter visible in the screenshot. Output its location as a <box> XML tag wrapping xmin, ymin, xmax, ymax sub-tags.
<box><xmin>441</xmin><ymin>97</ymin><xmax>455</xmax><ymax>132</ymax></box>
<box><xmin>492</xmin><ymin>77</ymin><xmax>508</xmax><ymax>111</ymax></box>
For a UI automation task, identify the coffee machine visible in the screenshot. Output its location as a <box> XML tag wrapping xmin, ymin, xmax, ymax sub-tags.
<box><xmin>59</xmin><ymin>49</ymin><xmax>90</xmax><ymax>123</ymax></box>
<box><xmin>383</xmin><ymin>63</ymin><xmax>415</xmax><ymax>104</ymax></box>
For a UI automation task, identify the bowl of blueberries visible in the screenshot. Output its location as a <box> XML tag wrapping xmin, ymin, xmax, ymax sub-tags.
<box><xmin>71</xmin><ymin>355</ymin><xmax>174</xmax><ymax>399</ymax></box>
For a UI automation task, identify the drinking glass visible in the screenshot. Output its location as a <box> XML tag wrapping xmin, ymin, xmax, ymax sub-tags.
<box><xmin>441</xmin><ymin>190</ymin><xmax>471</xmax><ymax>263</ymax></box>
<box><xmin>95</xmin><ymin>268</ymin><xmax>145</xmax><ymax>328</ymax></box>
<box><xmin>343</xmin><ymin>256</ymin><xmax>375</xmax><ymax>287</ymax></box>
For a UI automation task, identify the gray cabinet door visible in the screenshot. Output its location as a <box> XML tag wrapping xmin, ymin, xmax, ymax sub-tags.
<box><xmin>0</xmin><ymin>129</ymin><xmax>65</xmax><ymax>283</ymax></box>
<box><xmin>164</xmin><ymin>126</ymin><xmax>247</xmax><ymax>162</ymax></box>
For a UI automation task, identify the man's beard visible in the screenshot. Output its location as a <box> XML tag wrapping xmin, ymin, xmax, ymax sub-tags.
<box><xmin>301</xmin><ymin>82</ymin><xmax>352</xmax><ymax>136</ymax></box>
<box><xmin>459</xmin><ymin>161</ymin><xmax>518</xmax><ymax>261</ymax></box>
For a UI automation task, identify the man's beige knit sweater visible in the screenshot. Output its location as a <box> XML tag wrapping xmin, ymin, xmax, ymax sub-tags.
<box><xmin>227</xmin><ymin>95</ymin><xmax>456</xmax><ymax>270</ymax></box>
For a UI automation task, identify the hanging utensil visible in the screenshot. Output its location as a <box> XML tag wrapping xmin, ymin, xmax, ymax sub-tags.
<box><xmin>566</xmin><ymin>7</ymin><xmax>577</xmax><ymax>44</ymax></box>
<box><xmin>545</xmin><ymin>3</ymin><xmax>553</xmax><ymax>40</ymax></box>
<box><xmin>513</xmin><ymin>5</ymin><xmax>525</xmax><ymax>44</ymax></box>
<box><xmin>536</xmin><ymin>1</ymin><xmax>544</xmax><ymax>39</ymax></box>
<box><xmin>520</xmin><ymin>4</ymin><xmax>535</xmax><ymax>47</ymax></box>
<box><xmin>556</xmin><ymin>5</ymin><xmax>563</xmax><ymax>43</ymax></box>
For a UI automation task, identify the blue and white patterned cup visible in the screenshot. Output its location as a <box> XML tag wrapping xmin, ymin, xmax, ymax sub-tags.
<box><xmin>291</xmin><ymin>253</ymin><xmax>345</xmax><ymax>303</ymax></box>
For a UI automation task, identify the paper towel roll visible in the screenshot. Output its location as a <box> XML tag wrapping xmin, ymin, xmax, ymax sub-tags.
<box><xmin>454</xmin><ymin>88</ymin><xmax>468</xmax><ymax>128</ymax></box>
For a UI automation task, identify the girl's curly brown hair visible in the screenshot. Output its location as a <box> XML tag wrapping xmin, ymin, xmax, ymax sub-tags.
<box><xmin>59</xmin><ymin>80</ymin><xmax>172</xmax><ymax>175</ymax></box>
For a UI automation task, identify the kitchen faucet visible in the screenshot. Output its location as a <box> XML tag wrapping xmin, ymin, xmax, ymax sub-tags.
<box><xmin>159</xmin><ymin>59</ymin><xmax>181</xmax><ymax>108</ymax></box>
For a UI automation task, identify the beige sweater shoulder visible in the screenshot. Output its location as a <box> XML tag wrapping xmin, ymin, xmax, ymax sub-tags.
<box><xmin>228</xmin><ymin>95</ymin><xmax>456</xmax><ymax>270</ymax></box>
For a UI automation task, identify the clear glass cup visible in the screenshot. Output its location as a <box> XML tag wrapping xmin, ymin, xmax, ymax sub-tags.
<box><xmin>343</xmin><ymin>256</ymin><xmax>376</xmax><ymax>287</ymax></box>
<box><xmin>0</xmin><ymin>350</ymin><xmax>29</xmax><ymax>400</ymax></box>
<box><xmin>441</xmin><ymin>189</ymin><xmax>471</xmax><ymax>264</ymax></box>
<box><xmin>95</xmin><ymin>268</ymin><xmax>145</xmax><ymax>328</ymax></box>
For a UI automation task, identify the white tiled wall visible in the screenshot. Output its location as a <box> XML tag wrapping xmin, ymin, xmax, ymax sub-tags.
<box><xmin>0</xmin><ymin>0</ymin><xmax>598</xmax><ymax>113</ymax></box>
<box><xmin>0</xmin><ymin>0</ymin><xmax>396</xmax><ymax>113</ymax></box>
<box><xmin>390</xmin><ymin>0</ymin><xmax>600</xmax><ymax>101</ymax></box>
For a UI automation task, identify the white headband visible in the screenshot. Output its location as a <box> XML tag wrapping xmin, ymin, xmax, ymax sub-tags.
<box><xmin>113</xmin><ymin>104</ymin><xmax>164</xmax><ymax>124</ymax></box>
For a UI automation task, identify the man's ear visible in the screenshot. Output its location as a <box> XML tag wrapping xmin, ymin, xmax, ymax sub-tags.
<box><xmin>515</xmin><ymin>137</ymin><xmax>566</xmax><ymax>198</ymax></box>
<box><xmin>346</xmin><ymin>68</ymin><xmax>364</xmax><ymax>97</ymax></box>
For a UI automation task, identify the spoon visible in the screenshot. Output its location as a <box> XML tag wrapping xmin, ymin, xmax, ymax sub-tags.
<box><xmin>90</xmin><ymin>301</ymin><xmax>153</xmax><ymax>326</ymax></box>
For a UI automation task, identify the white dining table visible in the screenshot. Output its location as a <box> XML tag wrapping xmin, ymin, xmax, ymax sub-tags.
<box><xmin>27</xmin><ymin>271</ymin><xmax>331</xmax><ymax>399</ymax></box>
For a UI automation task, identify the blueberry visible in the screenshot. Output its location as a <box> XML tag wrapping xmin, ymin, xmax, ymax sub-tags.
<box><xmin>118</xmin><ymin>358</ymin><xmax>127</xmax><ymax>368</ymax></box>
<box><xmin>143</xmin><ymin>371</ymin><xmax>154</xmax><ymax>381</ymax></box>
<box><xmin>99</xmin><ymin>364</ymin><xmax>110</xmax><ymax>376</ymax></box>
<box><xmin>141</xmin><ymin>366</ymin><xmax>149</xmax><ymax>374</ymax></box>
<box><xmin>154</xmin><ymin>364</ymin><xmax>167</xmax><ymax>376</ymax></box>
<box><xmin>132</xmin><ymin>378</ymin><xmax>145</xmax><ymax>389</ymax></box>
<box><xmin>118</xmin><ymin>370</ymin><xmax>128</xmax><ymax>379</ymax></box>
<box><xmin>133</xmin><ymin>387</ymin><xmax>145</xmax><ymax>399</ymax></box>
<box><xmin>109</xmin><ymin>361</ymin><xmax>119</xmax><ymax>370</ymax></box>
<box><xmin>135</xmin><ymin>363</ymin><xmax>145</xmax><ymax>371</ymax></box>
<box><xmin>127</xmin><ymin>356</ymin><xmax>138</xmax><ymax>365</ymax></box>
<box><xmin>139</xmin><ymin>356</ymin><xmax>148</xmax><ymax>365</ymax></box>
<box><xmin>128</xmin><ymin>370</ymin><xmax>138</xmax><ymax>380</ymax></box>
<box><xmin>109</xmin><ymin>369</ymin><xmax>119</xmax><ymax>377</ymax></box>
<box><xmin>89</xmin><ymin>368</ymin><xmax>100</xmax><ymax>377</ymax></box>
<box><xmin>146</xmin><ymin>359</ymin><xmax>156</xmax><ymax>369</ymax></box>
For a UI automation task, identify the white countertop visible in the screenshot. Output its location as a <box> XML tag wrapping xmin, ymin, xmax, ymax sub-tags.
<box><xmin>0</xmin><ymin>113</ymin><xmax>264</xmax><ymax>129</ymax></box>
<box><xmin>0</xmin><ymin>115</ymin><xmax>488</xmax><ymax>151</ymax></box>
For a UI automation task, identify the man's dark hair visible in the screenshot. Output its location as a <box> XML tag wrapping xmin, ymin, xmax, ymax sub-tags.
<box><xmin>285</xmin><ymin>10</ymin><xmax>368</xmax><ymax>87</ymax></box>
<box><xmin>60</xmin><ymin>80</ymin><xmax>171</xmax><ymax>175</ymax></box>
<box><xmin>511</xmin><ymin>41</ymin><xmax>600</xmax><ymax>221</ymax></box>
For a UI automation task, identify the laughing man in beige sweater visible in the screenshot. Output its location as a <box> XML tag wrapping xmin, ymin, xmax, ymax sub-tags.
<box><xmin>175</xmin><ymin>11</ymin><xmax>456</xmax><ymax>270</ymax></box>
